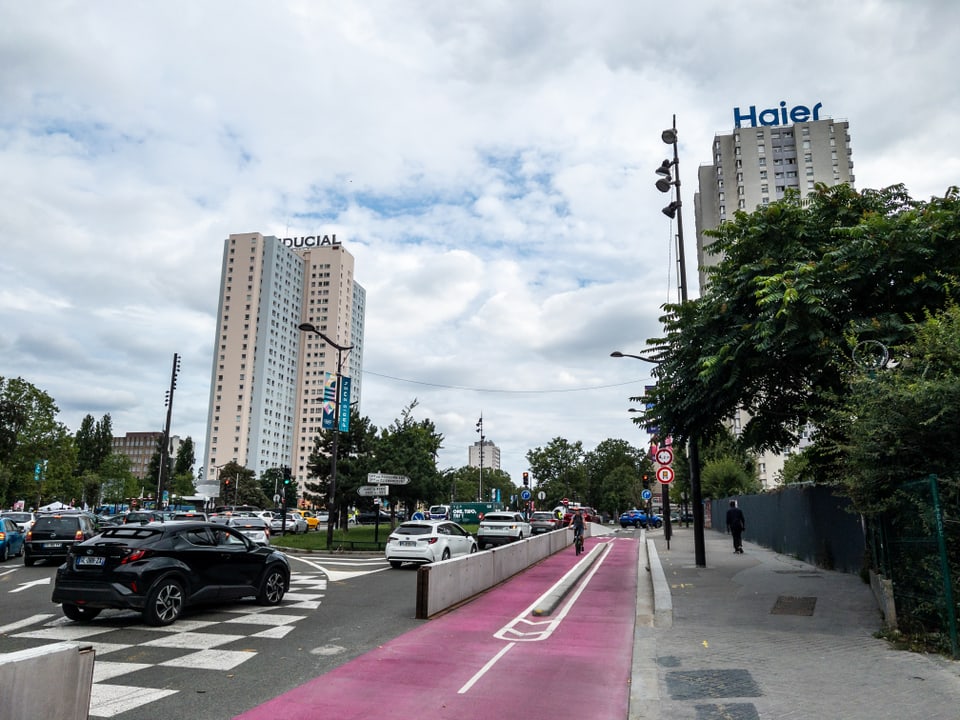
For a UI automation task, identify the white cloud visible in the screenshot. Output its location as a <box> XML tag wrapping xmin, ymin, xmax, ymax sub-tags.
<box><xmin>1</xmin><ymin>1</ymin><xmax>957</xmax><ymax>479</ymax></box>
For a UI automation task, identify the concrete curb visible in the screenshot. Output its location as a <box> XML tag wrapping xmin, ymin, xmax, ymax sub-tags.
<box><xmin>647</xmin><ymin>537</ymin><xmax>673</xmax><ymax>629</ymax></box>
<box><xmin>531</xmin><ymin>542</ymin><xmax>604</xmax><ymax>616</ymax></box>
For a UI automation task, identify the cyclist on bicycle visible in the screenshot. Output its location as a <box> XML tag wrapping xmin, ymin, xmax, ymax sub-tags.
<box><xmin>572</xmin><ymin>508</ymin><xmax>585</xmax><ymax>555</ymax></box>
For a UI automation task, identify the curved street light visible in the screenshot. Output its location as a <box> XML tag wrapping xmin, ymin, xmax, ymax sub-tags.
<box><xmin>297</xmin><ymin>322</ymin><xmax>354</xmax><ymax>550</ymax></box>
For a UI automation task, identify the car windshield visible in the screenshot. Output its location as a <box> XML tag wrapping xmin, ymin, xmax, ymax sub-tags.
<box><xmin>3</xmin><ymin>513</ymin><xmax>31</xmax><ymax>522</ymax></box>
<box><xmin>396</xmin><ymin>524</ymin><xmax>433</xmax><ymax>536</ymax></box>
<box><xmin>483</xmin><ymin>514</ymin><xmax>515</xmax><ymax>522</ymax></box>
<box><xmin>531</xmin><ymin>513</ymin><xmax>553</xmax><ymax>520</ymax></box>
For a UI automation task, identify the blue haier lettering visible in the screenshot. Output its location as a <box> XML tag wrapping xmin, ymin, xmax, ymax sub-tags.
<box><xmin>734</xmin><ymin>101</ymin><xmax>823</xmax><ymax>128</ymax></box>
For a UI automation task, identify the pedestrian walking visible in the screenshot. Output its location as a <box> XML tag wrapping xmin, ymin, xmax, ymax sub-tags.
<box><xmin>726</xmin><ymin>500</ymin><xmax>746</xmax><ymax>554</ymax></box>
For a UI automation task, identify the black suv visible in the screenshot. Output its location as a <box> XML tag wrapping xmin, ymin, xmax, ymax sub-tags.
<box><xmin>52</xmin><ymin>521</ymin><xmax>290</xmax><ymax>625</ymax></box>
<box><xmin>25</xmin><ymin>512</ymin><xmax>100</xmax><ymax>566</ymax></box>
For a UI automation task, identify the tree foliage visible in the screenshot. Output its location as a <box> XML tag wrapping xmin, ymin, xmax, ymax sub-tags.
<box><xmin>643</xmin><ymin>184</ymin><xmax>960</xmax><ymax>456</ymax></box>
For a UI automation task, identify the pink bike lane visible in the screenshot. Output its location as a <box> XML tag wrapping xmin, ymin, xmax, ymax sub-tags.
<box><xmin>236</xmin><ymin>536</ymin><xmax>639</xmax><ymax>720</ymax></box>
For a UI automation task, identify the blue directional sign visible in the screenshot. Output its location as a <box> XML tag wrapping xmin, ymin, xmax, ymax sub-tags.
<box><xmin>520</xmin><ymin>489</ymin><xmax>531</xmax><ymax>501</ymax></box>
<box><xmin>641</xmin><ymin>489</ymin><xmax>652</xmax><ymax>501</ymax></box>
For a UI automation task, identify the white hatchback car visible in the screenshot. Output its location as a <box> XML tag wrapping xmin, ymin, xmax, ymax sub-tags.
<box><xmin>385</xmin><ymin>520</ymin><xmax>478</xmax><ymax>568</ymax></box>
<box><xmin>477</xmin><ymin>512</ymin><xmax>532</xmax><ymax>548</ymax></box>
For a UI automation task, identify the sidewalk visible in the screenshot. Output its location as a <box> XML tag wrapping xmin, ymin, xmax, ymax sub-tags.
<box><xmin>633</xmin><ymin>527</ymin><xmax>960</xmax><ymax>719</ymax></box>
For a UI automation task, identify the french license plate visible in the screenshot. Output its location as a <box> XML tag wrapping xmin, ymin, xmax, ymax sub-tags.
<box><xmin>400</xmin><ymin>541</ymin><xmax>416</xmax><ymax>547</ymax></box>
<box><xmin>43</xmin><ymin>542</ymin><xmax>63</xmax><ymax>549</ymax></box>
<box><xmin>76</xmin><ymin>556</ymin><xmax>105</xmax><ymax>566</ymax></box>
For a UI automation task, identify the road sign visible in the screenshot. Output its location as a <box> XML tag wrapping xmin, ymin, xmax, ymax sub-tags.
<box><xmin>358</xmin><ymin>485</ymin><xmax>389</xmax><ymax>497</ymax></box>
<box><xmin>655</xmin><ymin>447</ymin><xmax>674</xmax><ymax>465</ymax></box>
<box><xmin>538</xmin><ymin>491</ymin><xmax>546</xmax><ymax>501</ymax></box>
<box><xmin>641</xmin><ymin>489</ymin><xmax>652</xmax><ymax>501</ymax></box>
<box><xmin>273</xmin><ymin>493</ymin><xmax>281</xmax><ymax>504</ymax></box>
<box><xmin>656</xmin><ymin>466</ymin><xmax>675</xmax><ymax>484</ymax></box>
<box><xmin>520</xmin><ymin>489</ymin><xmax>531</xmax><ymax>501</ymax></box>
<box><xmin>367</xmin><ymin>472</ymin><xmax>410</xmax><ymax>485</ymax></box>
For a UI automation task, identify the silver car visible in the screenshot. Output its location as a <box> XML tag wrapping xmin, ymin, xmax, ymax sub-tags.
<box><xmin>226</xmin><ymin>516</ymin><xmax>271</xmax><ymax>545</ymax></box>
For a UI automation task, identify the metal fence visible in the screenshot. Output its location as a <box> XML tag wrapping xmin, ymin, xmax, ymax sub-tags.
<box><xmin>865</xmin><ymin>475</ymin><xmax>959</xmax><ymax>657</ymax></box>
<box><xmin>711</xmin><ymin>483</ymin><xmax>865</xmax><ymax>573</ymax></box>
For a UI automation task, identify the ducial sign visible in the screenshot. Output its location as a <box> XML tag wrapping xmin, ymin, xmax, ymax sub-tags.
<box><xmin>280</xmin><ymin>234</ymin><xmax>341</xmax><ymax>249</ymax></box>
<box><xmin>734</xmin><ymin>101</ymin><xmax>823</xmax><ymax>128</ymax></box>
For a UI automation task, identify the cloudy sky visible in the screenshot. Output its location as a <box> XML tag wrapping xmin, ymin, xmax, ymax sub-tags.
<box><xmin>2</xmin><ymin>1</ymin><xmax>957</xmax><ymax>482</ymax></box>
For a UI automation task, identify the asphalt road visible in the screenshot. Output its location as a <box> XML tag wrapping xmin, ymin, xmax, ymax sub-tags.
<box><xmin>0</xmin><ymin>551</ymin><xmax>425</xmax><ymax>719</ymax></box>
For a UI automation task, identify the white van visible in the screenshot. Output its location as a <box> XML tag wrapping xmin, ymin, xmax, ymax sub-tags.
<box><xmin>428</xmin><ymin>505</ymin><xmax>451</xmax><ymax>520</ymax></box>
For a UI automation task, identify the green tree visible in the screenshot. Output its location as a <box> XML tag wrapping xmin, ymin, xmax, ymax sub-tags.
<box><xmin>526</xmin><ymin>438</ymin><xmax>586</xmax><ymax>508</ymax></box>
<box><xmin>0</xmin><ymin>377</ymin><xmax>75</xmax><ymax>509</ymax></box>
<box><xmin>582</xmin><ymin>438</ymin><xmax>650</xmax><ymax>518</ymax></box>
<box><xmin>373</xmin><ymin>401</ymin><xmax>444</xmax><ymax>518</ymax></box>
<box><xmin>643</xmin><ymin>184</ymin><xmax>960</xmax><ymax>456</ymax></box>
<box><xmin>306</xmin><ymin>408</ymin><xmax>380</xmax><ymax>528</ymax></box>
<box><xmin>216</xmin><ymin>460</ymin><xmax>268</xmax><ymax>508</ymax></box>
<box><xmin>837</xmin><ymin>304</ymin><xmax>960</xmax><ymax>513</ymax></box>
<box><xmin>97</xmin><ymin>453</ymin><xmax>138</xmax><ymax>512</ymax></box>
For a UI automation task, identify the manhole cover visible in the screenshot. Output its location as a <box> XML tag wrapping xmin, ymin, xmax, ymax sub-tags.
<box><xmin>666</xmin><ymin>669</ymin><xmax>761</xmax><ymax>700</ymax></box>
<box><xmin>771</xmin><ymin>595</ymin><xmax>817</xmax><ymax>616</ymax></box>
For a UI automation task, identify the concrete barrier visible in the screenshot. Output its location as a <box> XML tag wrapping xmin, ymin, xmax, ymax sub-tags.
<box><xmin>416</xmin><ymin>523</ymin><xmax>594</xmax><ymax>618</ymax></box>
<box><xmin>0</xmin><ymin>641</ymin><xmax>95</xmax><ymax>720</ymax></box>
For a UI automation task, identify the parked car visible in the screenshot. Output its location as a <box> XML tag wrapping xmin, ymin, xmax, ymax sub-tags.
<box><xmin>529</xmin><ymin>511</ymin><xmax>562</xmax><ymax>534</ymax></box>
<box><xmin>0</xmin><ymin>517</ymin><xmax>26</xmax><ymax>561</ymax></box>
<box><xmin>1</xmin><ymin>511</ymin><xmax>36</xmax><ymax>534</ymax></box>
<box><xmin>51</xmin><ymin>521</ymin><xmax>290</xmax><ymax>626</ymax></box>
<box><xmin>385</xmin><ymin>520</ymin><xmax>478</xmax><ymax>567</ymax></box>
<box><xmin>477</xmin><ymin>512</ymin><xmax>532</xmax><ymax>548</ymax></box>
<box><xmin>24</xmin><ymin>511</ymin><xmax>100</xmax><ymax>566</ymax></box>
<box><xmin>226</xmin><ymin>516</ymin><xmax>271</xmax><ymax>545</ymax></box>
<box><xmin>619</xmin><ymin>509</ymin><xmax>663</xmax><ymax>529</ymax></box>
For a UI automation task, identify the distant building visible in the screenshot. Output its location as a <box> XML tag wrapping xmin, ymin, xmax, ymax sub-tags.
<box><xmin>693</xmin><ymin>108</ymin><xmax>854</xmax><ymax>488</ymax></box>
<box><xmin>202</xmin><ymin>232</ymin><xmax>365</xmax><ymax>501</ymax></box>
<box><xmin>468</xmin><ymin>440</ymin><xmax>501</xmax><ymax>471</ymax></box>
<box><xmin>112</xmin><ymin>431</ymin><xmax>181</xmax><ymax>481</ymax></box>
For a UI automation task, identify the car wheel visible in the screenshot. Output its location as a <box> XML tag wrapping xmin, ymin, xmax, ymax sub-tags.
<box><xmin>257</xmin><ymin>566</ymin><xmax>287</xmax><ymax>605</ymax></box>
<box><xmin>655</xmin><ymin>520</ymin><xmax>663</xmax><ymax>528</ymax></box>
<box><xmin>516</xmin><ymin>533</ymin><xmax>523</xmax><ymax>542</ymax></box>
<box><xmin>441</xmin><ymin>548</ymin><xmax>451</xmax><ymax>561</ymax></box>
<box><xmin>143</xmin><ymin>577</ymin><xmax>185</xmax><ymax>626</ymax></box>
<box><xmin>469</xmin><ymin>543</ymin><xmax>478</xmax><ymax>554</ymax></box>
<box><xmin>61</xmin><ymin>603</ymin><xmax>102</xmax><ymax>622</ymax></box>
<box><xmin>633</xmin><ymin>520</ymin><xmax>642</xmax><ymax>528</ymax></box>
<box><xmin>23</xmin><ymin>552</ymin><xmax>35</xmax><ymax>567</ymax></box>
<box><xmin>389</xmin><ymin>560</ymin><xmax>402</xmax><ymax>568</ymax></box>
<box><xmin>0</xmin><ymin>544</ymin><xmax>7</xmax><ymax>562</ymax></box>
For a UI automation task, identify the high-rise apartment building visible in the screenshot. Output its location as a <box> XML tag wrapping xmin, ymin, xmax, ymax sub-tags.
<box><xmin>112</xmin><ymin>431</ymin><xmax>181</xmax><ymax>481</ymax></box>
<box><xmin>201</xmin><ymin>232</ymin><xmax>364</xmax><ymax>500</ymax></box>
<box><xmin>695</xmin><ymin>109</ymin><xmax>854</xmax><ymax>289</ymax></box>
<box><xmin>693</xmin><ymin>104</ymin><xmax>854</xmax><ymax>487</ymax></box>
<box><xmin>468</xmin><ymin>440</ymin><xmax>501</xmax><ymax>471</ymax></box>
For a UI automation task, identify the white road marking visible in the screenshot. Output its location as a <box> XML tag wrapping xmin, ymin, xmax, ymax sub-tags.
<box><xmin>11</xmin><ymin>577</ymin><xmax>50</xmax><ymax>592</ymax></box>
<box><xmin>89</xmin><ymin>683</ymin><xmax>178</xmax><ymax>718</ymax></box>
<box><xmin>0</xmin><ymin>613</ymin><xmax>55</xmax><ymax>634</ymax></box>
<box><xmin>458</xmin><ymin>539</ymin><xmax>615</xmax><ymax>694</ymax></box>
<box><xmin>159</xmin><ymin>648</ymin><xmax>255</xmax><ymax>670</ymax></box>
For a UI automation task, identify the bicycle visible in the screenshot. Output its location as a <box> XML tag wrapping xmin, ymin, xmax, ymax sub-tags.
<box><xmin>574</xmin><ymin>529</ymin><xmax>584</xmax><ymax>556</ymax></box>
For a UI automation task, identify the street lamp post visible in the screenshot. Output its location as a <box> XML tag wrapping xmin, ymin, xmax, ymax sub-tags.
<box><xmin>476</xmin><ymin>415</ymin><xmax>485</xmax><ymax>502</ymax></box>
<box><xmin>297</xmin><ymin>322</ymin><xmax>353</xmax><ymax>551</ymax></box>
<box><xmin>653</xmin><ymin>116</ymin><xmax>706</xmax><ymax>568</ymax></box>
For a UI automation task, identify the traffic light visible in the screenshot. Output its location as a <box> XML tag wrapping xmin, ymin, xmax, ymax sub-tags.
<box><xmin>224</xmin><ymin>478</ymin><xmax>231</xmax><ymax>488</ymax></box>
<box><xmin>522</xmin><ymin>472</ymin><xmax>529</xmax><ymax>487</ymax></box>
<box><xmin>642</xmin><ymin>474</ymin><xmax>650</xmax><ymax>489</ymax></box>
<box><xmin>283</xmin><ymin>467</ymin><xmax>292</xmax><ymax>485</ymax></box>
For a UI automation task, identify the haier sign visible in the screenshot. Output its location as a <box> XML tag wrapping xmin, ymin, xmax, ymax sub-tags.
<box><xmin>734</xmin><ymin>101</ymin><xmax>823</xmax><ymax>128</ymax></box>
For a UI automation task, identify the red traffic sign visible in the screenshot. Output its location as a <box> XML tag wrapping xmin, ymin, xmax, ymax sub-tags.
<box><xmin>656</xmin><ymin>466</ymin><xmax>675</xmax><ymax>484</ymax></box>
<box><xmin>655</xmin><ymin>447</ymin><xmax>674</xmax><ymax>466</ymax></box>
<box><xmin>561</xmin><ymin>498</ymin><xmax>569</xmax><ymax>506</ymax></box>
